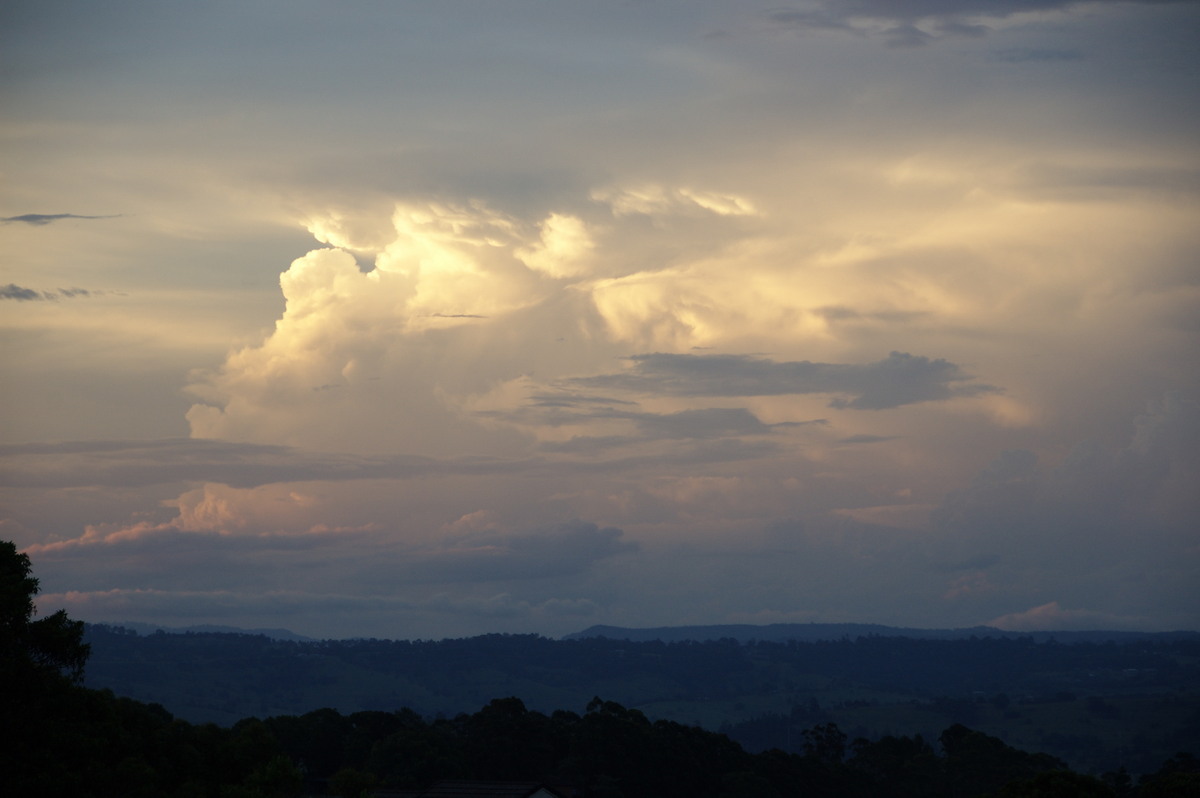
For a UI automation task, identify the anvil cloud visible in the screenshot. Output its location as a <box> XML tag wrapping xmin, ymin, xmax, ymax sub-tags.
<box><xmin>1</xmin><ymin>0</ymin><xmax>1197</xmax><ymax>639</ymax></box>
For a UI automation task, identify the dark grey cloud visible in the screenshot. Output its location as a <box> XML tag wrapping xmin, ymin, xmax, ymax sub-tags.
<box><xmin>489</xmin><ymin>389</ymin><xmax>831</xmax><ymax>454</ymax></box>
<box><xmin>880</xmin><ymin>23</ymin><xmax>938</xmax><ymax>48</ymax></box>
<box><xmin>1</xmin><ymin>284</ymin><xmax>97</xmax><ymax>301</ymax></box>
<box><xmin>397</xmin><ymin>520</ymin><xmax>639</xmax><ymax>584</ymax></box>
<box><xmin>772</xmin><ymin>0</ymin><xmax>1189</xmax><ymax>24</ymax></box>
<box><xmin>566</xmin><ymin>351</ymin><xmax>998</xmax><ymax>410</ymax></box>
<box><xmin>934</xmin><ymin>553</ymin><xmax>1004</xmax><ymax>573</ymax></box>
<box><xmin>0</xmin><ymin>431</ymin><xmax>793</xmax><ymax>492</ymax></box>
<box><xmin>0</xmin><ymin>438</ymin><xmax>533</xmax><ymax>489</ymax></box>
<box><xmin>546</xmin><ymin>437</ymin><xmax>786</xmax><ymax>470</ymax></box>
<box><xmin>767</xmin><ymin>8</ymin><xmax>858</xmax><ymax>35</ymax></box>
<box><xmin>476</xmin><ymin>392</ymin><xmax>644</xmax><ymax>431</ymax></box>
<box><xmin>51</xmin><ymin>587</ymin><xmax>598</xmax><ymax>635</ymax></box>
<box><xmin>767</xmin><ymin>1</ymin><xmax>1191</xmax><ymax>45</ymax></box>
<box><xmin>1016</xmin><ymin>163</ymin><xmax>1200</xmax><ymax>200</ymax></box>
<box><xmin>32</xmin><ymin>529</ymin><xmax>362</xmax><ymax>593</ymax></box>
<box><xmin>527</xmin><ymin>392</ymin><xmax>638</xmax><ymax>409</ymax></box>
<box><xmin>539</xmin><ymin>436</ymin><xmax>639</xmax><ymax>455</ymax></box>
<box><xmin>838</xmin><ymin>434</ymin><xmax>899</xmax><ymax>444</ymax></box>
<box><xmin>32</xmin><ymin>517</ymin><xmax>636</xmax><ymax>599</ymax></box>
<box><xmin>930</xmin><ymin>395</ymin><xmax>1200</xmax><ymax>607</ymax></box>
<box><xmin>0</xmin><ymin>284</ymin><xmax>41</xmax><ymax>301</ymax></box>
<box><xmin>533</xmin><ymin>408</ymin><xmax>795</xmax><ymax>454</ymax></box>
<box><xmin>2</xmin><ymin>213</ymin><xmax>119</xmax><ymax>225</ymax></box>
<box><xmin>991</xmin><ymin>47</ymin><xmax>1083</xmax><ymax>62</ymax></box>
<box><xmin>613</xmin><ymin>407</ymin><xmax>776</xmax><ymax>439</ymax></box>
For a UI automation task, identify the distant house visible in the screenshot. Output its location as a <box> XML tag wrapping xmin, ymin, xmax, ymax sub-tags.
<box><xmin>372</xmin><ymin>781</ymin><xmax>569</xmax><ymax>798</ymax></box>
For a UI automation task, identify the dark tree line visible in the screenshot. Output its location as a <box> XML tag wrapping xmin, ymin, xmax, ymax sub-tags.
<box><xmin>84</xmin><ymin>623</ymin><xmax>1200</xmax><ymax>714</ymax></box>
<box><xmin>81</xmin><ymin>618</ymin><xmax>1200</xmax><ymax>772</ymax></box>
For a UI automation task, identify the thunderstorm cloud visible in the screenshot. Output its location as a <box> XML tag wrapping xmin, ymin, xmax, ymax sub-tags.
<box><xmin>2</xmin><ymin>0</ymin><xmax>1196</xmax><ymax>638</ymax></box>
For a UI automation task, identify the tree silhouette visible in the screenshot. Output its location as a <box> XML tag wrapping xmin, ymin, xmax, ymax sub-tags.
<box><xmin>0</xmin><ymin>539</ymin><xmax>89</xmax><ymax>683</ymax></box>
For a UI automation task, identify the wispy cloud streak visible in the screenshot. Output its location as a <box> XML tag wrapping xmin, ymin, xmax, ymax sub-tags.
<box><xmin>2</xmin><ymin>213</ymin><xmax>120</xmax><ymax>225</ymax></box>
<box><xmin>1</xmin><ymin>284</ymin><xmax>100</xmax><ymax>301</ymax></box>
<box><xmin>567</xmin><ymin>352</ymin><xmax>999</xmax><ymax>410</ymax></box>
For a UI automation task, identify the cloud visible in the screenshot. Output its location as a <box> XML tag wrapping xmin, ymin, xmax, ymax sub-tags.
<box><xmin>0</xmin><ymin>284</ymin><xmax>99</xmax><ymax>301</ymax></box>
<box><xmin>766</xmin><ymin>4</ymin><xmax>984</xmax><ymax>47</ymax></box>
<box><xmin>39</xmin><ymin>587</ymin><xmax>600</xmax><ymax>632</ymax></box>
<box><xmin>488</xmin><ymin>397</ymin><xmax>809</xmax><ymax>444</ymax></box>
<box><xmin>4</xmin><ymin>0</ymin><xmax>1196</xmax><ymax>639</ymax></box>
<box><xmin>183</xmin><ymin>203</ymin><xmax>576</xmax><ymax>454</ymax></box>
<box><xmin>28</xmin><ymin>490</ymin><xmax>635</xmax><ymax>588</ymax></box>
<box><xmin>537</xmin><ymin>436</ymin><xmax>644</xmax><ymax>455</ymax></box>
<box><xmin>929</xmin><ymin>395</ymin><xmax>1200</xmax><ymax>626</ymax></box>
<box><xmin>26</xmin><ymin>510</ymin><xmax>635</xmax><ymax>637</ymax></box>
<box><xmin>934</xmin><ymin>394</ymin><xmax>1200</xmax><ymax>542</ymax></box>
<box><xmin>514</xmin><ymin>213</ymin><xmax>595</xmax><ymax>279</ymax></box>
<box><xmin>182</xmin><ymin>186</ymin><xmax>777</xmax><ymax>454</ymax></box>
<box><xmin>37</xmin><ymin>586</ymin><xmax>421</xmax><ymax>623</ymax></box>
<box><xmin>990</xmin><ymin>47</ymin><xmax>1083</xmax><ymax>62</ymax></box>
<box><xmin>988</xmin><ymin>601</ymin><xmax>1150</xmax><ymax>631</ymax></box>
<box><xmin>402</xmin><ymin>520</ymin><xmax>639</xmax><ymax>583</ymax></box>
<box><xmin>591</xmin><ymin>185</ymin><xmax>757</xmax><ymax>218</ymax></box>
<box><xmin>1</xmin><ymin>213</ymin><xmax>119</xmax><ymax>225</ymax></box>
<box><xmin>567</xmin><ymin>351</ymin><xmax>998</xmax><ymax>409</ymax></box>
<box><xmin>0</xmin><ymin>284</ymin><xmax>42</xmax><ymax>301</ymax></box>
<box><xmin>837</xmin><ymin>434</ymin><xmax>898</xmax><ymax>444</ymax></box>
<box><xmin>526</xmin><ymin>392</ymin><xmax>639</xmax><ymax>410</ymax></box>
<box><xmin>625</xmin><ymin>407</ymin><xmax>777</xmax><ymax>439</ymax></box>
<box><xmin>23</xmin><ymin>482</ymin><xmax>379</xmax><ymax>556</ymax></box>
<box><xmin>766</xmin><ymin>0</ymin><xmax>1191</xmax><ymax>45</ymax></box>
<box><xmin>0</xmin><ymin>438</ymin><xmax>523</xmax><ymax>489</ymax></box>
<box><xmin>942</xmin><ymin>571</ymin><xmax>996</xmax><ymax>601</ymax></box>
<box><xmin>1013</xmin><ymin>163</ymin><xmax>1200</xmax><ymax>202</ymax></box>
<box><xmin>812</xmin><ymin>306</ymin><xmax>930</xmax><ymax>325</ymax></box>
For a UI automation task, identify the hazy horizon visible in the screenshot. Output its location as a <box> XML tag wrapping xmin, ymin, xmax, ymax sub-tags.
<box><xmin>3</xmin><ymin>1</ymin><xmax>1197</xmax><ymax>641</ymax></box>
<box><xmin>85</xmin><ymin>618</ymin><xmax>1200</xmax><ymax>645</ymax></box>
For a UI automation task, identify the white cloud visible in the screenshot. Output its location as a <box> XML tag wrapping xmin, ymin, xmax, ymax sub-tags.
<box><xmin>184</xmin><ymin>208</ymin><xmax>548</xmax><ymax>454</ymax></box>
<box><xmin>592</xmin><ymin>184</ymin><xmax>757</xmax><ymax>218</ymax></box>
<box><xmin>515</xmin><ymin>213</ymin><xmax>595</xmax><ymax>279</ymax></box>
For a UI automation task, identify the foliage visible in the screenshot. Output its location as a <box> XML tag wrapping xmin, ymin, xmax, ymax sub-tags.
<box><xmin>81</xmin><ymin>621</ymin><xmax>1200</xmax><ymax>773</ymax></box>
<box><xmin>1</xmin><ymin>539</ymin><xmax>89</xmax><ymax>682</ymax></box>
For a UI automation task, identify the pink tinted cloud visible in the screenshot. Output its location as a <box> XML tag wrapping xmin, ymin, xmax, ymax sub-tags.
<box><xmin>988</xmin><ymin>601</ymin><xmax>1148</xmax><ymax>631</ymax></box>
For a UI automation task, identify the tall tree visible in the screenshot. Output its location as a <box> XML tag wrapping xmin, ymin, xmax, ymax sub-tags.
<box><xmin>0</xmin><ymin>539</ymin><xmax>90</xmax><ymax>682</ymax></box>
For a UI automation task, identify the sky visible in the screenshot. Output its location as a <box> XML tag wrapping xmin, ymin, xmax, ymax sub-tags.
<box><xmin>2</xmin><ymin>0</ymin><xmax>1198</xmax><ymax>641</ymax></box>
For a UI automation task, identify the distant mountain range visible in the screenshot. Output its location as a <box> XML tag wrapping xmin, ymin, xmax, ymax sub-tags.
<box><xmin>563</xmin><ymin>622</ymin><xmax>1200</xmax><ymax>644</ymax></box>
<box><xmin>80</xmin><ymin>620</ymin><xmax>1200</xmax><ymax>774</ymax></box>
<box><xmin>100</xmin><ymin>619</ymin><xmax>1198</xmax><ymax>645</ymax></box>
<box><xmin>104</xmin><ymin>621</ymin><xmax>314</xmax><ymax>642</ymax></box>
